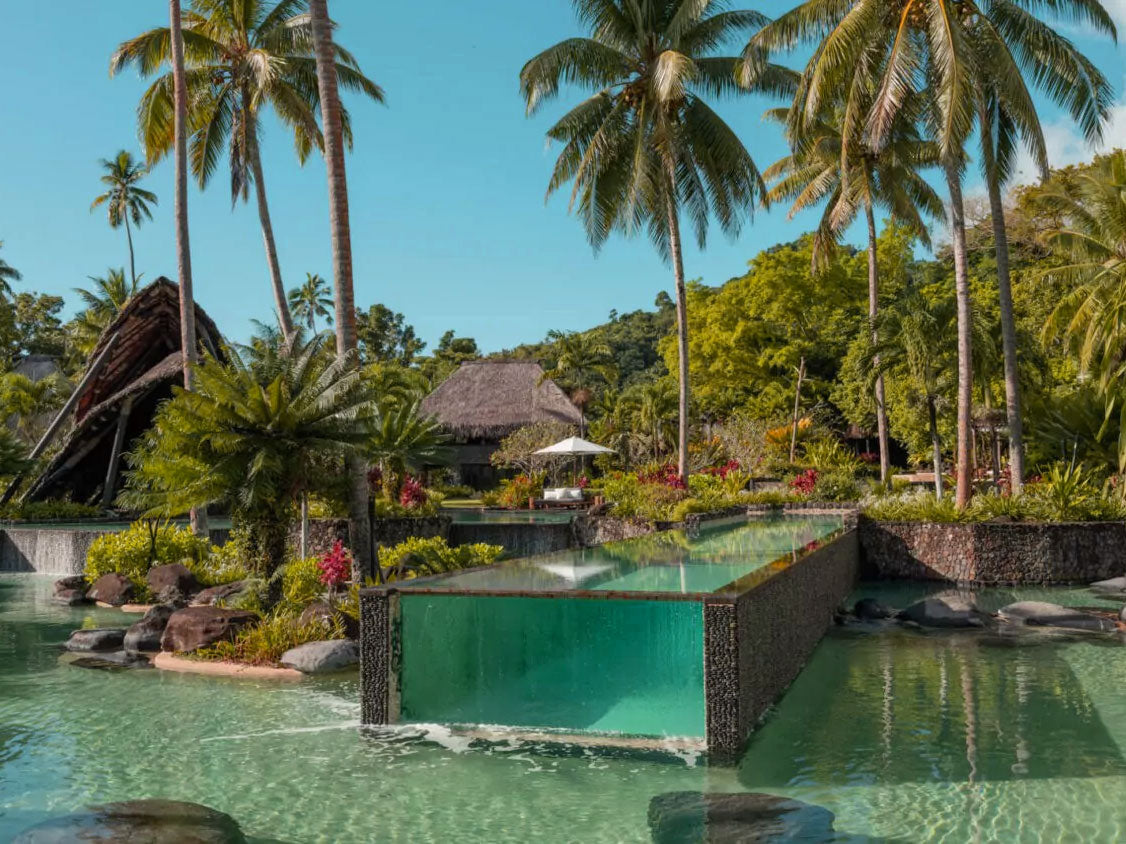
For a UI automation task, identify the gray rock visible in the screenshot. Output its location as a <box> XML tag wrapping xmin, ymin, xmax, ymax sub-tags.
<box><xmin>1091</xmin><ymin>576</ymin><xmax>1126</xmax><ymax>593</ymax></box>
<box><xmin>52</xmin><ymin>588</ymin><xmax>90</xmax><ymax>607</ymax></box>
<box><xmin>161</xmin><ymin>606</ymin><xmax>259</xmax><ymax>653</ymax></box>
<box><xmin>897</xmin><ymin>595</ymin><xmax>988</xmax><ymax>628</ymax></box>
<box><xmin>12</xmin><ymin>799</ymin><xmax>246</xmax><ymax>843</ymax></box>
<box><xmin>65</xmin><ymin>628</ymin><xmax>127</xmax><ymax>652</ymax></box>
<box><xmin>87</xmin><ymin>573</ymin><xmax>134</xmax><ymax>606</ymax></box>
<box><xmin>147</xmin><ymin>563</ymin><xmax>201</xmax><ymax>598</ymax></box>
<box><xmin>853</xmin><ymin>597</ymin><xmax>895</xmax><ymax>620</ymax></box>
<box><xmin>298</xmin><ymin>601</ymin><xmax>360</xmax><ymax>639</ymax></box>
<box><xmin>53</xmin><ymin>575</ymin><xmax>86</xmax><ymax>595</ymax></box>
<box><xmin>191</xmin><ymin>580</ymin><xmax>247</xmax><ymax>607</ymax></box>
<box><xmin>648</xmin><ymin>791</ymin><xmax>837</xmax><ymax>844</ymax></box>
<box><xmin>124</xmin><ymin>605</ymin><xmax>176</xmax><ymax>652</ymax></box>
<box><xmin>998</xmin><ymin>601</ymin><xmax>1118</xmax><ymax>633</ymax></box>
<box><xmin>63</xmin><ymin>650</ymin><xmax>152</xmax><ymax>671</ymax></box>
<box><xmin>280</xmin><ymin>639</ymin><xmax>359</xmax><ymax>674</ymax></box>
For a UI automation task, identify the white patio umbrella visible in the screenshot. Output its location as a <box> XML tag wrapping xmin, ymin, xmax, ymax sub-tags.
<box><xmin>534</xmin><ymin>436</ymin><xmax>614</xmax><ymax>486</ymax></box>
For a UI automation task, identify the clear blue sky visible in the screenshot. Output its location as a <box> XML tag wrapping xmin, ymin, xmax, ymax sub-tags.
<box><xmin>0</xmin><ymin>2</ymin><xmax>1123</xmax><ymax>354</ymax></box>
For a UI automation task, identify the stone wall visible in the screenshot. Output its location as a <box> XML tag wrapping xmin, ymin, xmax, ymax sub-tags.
<box><xmin>859</xmin><ymin>518</ymin><xmax>1126</xmax><ymax>584</ymax></box>
<box><xmin>288</xmin><ymin>516</ymin><xmax>451</xmax><ymax>560</ymax></box>
<box><xmin>571</xmin><ymin>513</ymin><xmax>657</xmax><ymax>547</ymax></box>
<box><xmin>703</xmin><ymin>528</ymin><xmax>860</xmax><ymax>760</ymax></box>
<box><xmin>448</xmin><ymin>521</ymin><xmax>574</xmax><ymax>558</ymax></box>
<box><xmin>359</xmin><ymin>588</ymin><xmax>399</xmax><ymax>725</ymax></box>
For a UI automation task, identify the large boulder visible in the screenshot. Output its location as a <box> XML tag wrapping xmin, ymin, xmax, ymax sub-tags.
<box><xmin>147</xmin><ymin>564</ymin><xmax>200</xmax><ymax>599</ymax></box>
<box><xmin>299</xmin><ymin>601</ymin><xmax>360</xmax><ymax>639</ymax></box>
<box><xmin>13</xmin><ymin>799</ymin><xmax>246</xmax><ymax>843</ymax></box>
<box><xmin>648</xmin><ymin>791</ymin><xmax>837</xmax><ymax>844</ymax></box>
<box><xmin>191</xmin><ymin>581</ymin><xmax>248</xmax><ymax>607</ymax></box>
<box><xmin>124</xmin><ymin>605</ymin><xmax>176</xmax><ymax>652</ymax></box>
<box><xmin>52</xmin><ymin>588</ymin><xmax>90</xmax><ymax>607</ymax></box>
<box><xmin>280</xmin><ymin>640</ymin><xmax>359</xmax><ymax>674</ymax></box>
<box><xmin>1091</xmin><ymin>576</ymin><xmax>1126</xmax><ymax>594</ymax></box>
<box><xmin>53</xmin><ymin>575</ymin><xmax>87</xmax><ymax>595</ymax></box>
<box><xmin>897</xmin><ymin>594</ymin><xmax>988</xmax><ymax>629</ymax></box>
<box><xmin>87</xmin><ymin>573</ymin><xmax>135</xmax><ymax>607</ymax></box>
<box><xmin>161</xmin><ymin>606</ymin><xmax>259</xmax><ymax>653</ymax></box>
<box><xmin>65</xmin><ymin>628</ymin><xmax>126</xmax><ymax>652</ymax></box>
<box><xmin>853</xmin><ymin>597</ymin><xmax>895</xmax><ymax>620</ymax></box>
<box><xmin>998</xmin><ymin>601</ymin><xmax>1117</xmax><ymax>633</ymax></box>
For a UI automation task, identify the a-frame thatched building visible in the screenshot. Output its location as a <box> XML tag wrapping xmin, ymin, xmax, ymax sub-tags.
<box><xmin>24</xmin><ymin>278</ymin><xmax>223</xmax><ymax>505</ymax></box>
<box><xmin>419</xmin><ymin>360</ymin><xmax>581</xmax><ymax>489</ymax></box>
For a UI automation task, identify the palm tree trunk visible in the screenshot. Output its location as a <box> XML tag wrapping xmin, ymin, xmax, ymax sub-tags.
<box><xmin>944</xmin><ymin>161</ymin><xmax>974</xmax><ymax>509</ymax></box>
<box><xmin>789</xmin><ymin>356</ymin><xmax>806</xmax><ymax>464</ymax></box>
<box><xmin>310</xmin><ymin>0</ymin><xmax>371</xmax><ymax>580</ymax></box>
<box><xmin>245</xmin><ymin>114</ymin><xmax>296</xmax><ymax>343</ymax></box>
<box><xmin>978</xmin><ymin>104</ymin><xmax>1025</xmax><ymax>495</ymax></box>
<box><xmin>928</xmin><ymin>396</ymin><xmax>944</xmax><ymax>499</ymax></box>
<box><xmin>662</xmin><ymin>155</ymin><xmax>690</xmax><ymax>480</ymax></box>
<box><xmin>169</xmin><ymin>0</ymin><xmax>208</xmax><ymax>537</ymax></box>
<box><xmin>866</xmin><ymin>203</ymin><xmax>891</xmax><ymax>486</ymax></box>
<box><xmin>124</xmin><ymin>213</ymin><xmax>136</xmax><ymax>287</ymax></box>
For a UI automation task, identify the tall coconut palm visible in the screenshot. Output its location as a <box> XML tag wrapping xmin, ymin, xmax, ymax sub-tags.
<box><xmin>90</xmin><ymin>151</ymin><xmax>157</xmax><ymax>286</ymax></box>
<box><xmin>309</xmin><ymin>0</ymin><xmax>371</xmax><ymax>579</ymax></box>
<box><xmin>111</xmin><ymin>0</ymin><xmax>383</xmax><ymax>343</ymax></box>
<box><xmin>71</xmin><ymin>268</ymin><xmax>139</xmax><ymax>354</ymax></box>
<box><xmin>764</xmin><ymin>100</ymin><xmax>943</xmax><ymax>485</ymax></box>
<box><xmin>541</xmin><ymin>329</ymin><xmax>618</xmax><ymax>435</ymax></box>
<box><xmin>0</xmin><ymin>242</ymin><xmax>21</xmax><ymax>299</ymax></box>
<box><xmin>168</xmin><ymin>0</ymin><xmax>208</xmax><ymax>536</ymax></box>
<box><xmin>288</xmin><ymin>272</ymin><xmax>333</xmax><ymax>333</ymax></box>
<box><xmin>520</xmin><ymin>0</ymin><xmax>794</xmax><ymax>479</ymax></box>
<box><xmin>751</xmin><ymin>0</ymin><xmax>1111</xmax><ymax>508</ymax></box>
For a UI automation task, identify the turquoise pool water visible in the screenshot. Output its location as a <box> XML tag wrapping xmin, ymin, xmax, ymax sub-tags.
<box><xmin>6</xmin><ymin>574</ymin><xmax>1126</xmax><ymax>841</ymax></box>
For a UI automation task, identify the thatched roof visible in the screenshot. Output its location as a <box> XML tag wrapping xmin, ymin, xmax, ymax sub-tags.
<box><xmin>420</xmin><ymin>360</ymin><xmax>581</xmax><ymax>441</ymax></box>
<box><xmin>25</xmin><ymin>278</ymin><xmax>224</xmax><ymax>503</ymax></box>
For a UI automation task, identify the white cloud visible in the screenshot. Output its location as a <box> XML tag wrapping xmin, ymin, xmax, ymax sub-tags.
<box><xmin>1008</xmin><ymin>94</ymin><xmax>1126</xmax><ymax>185</ymax></box>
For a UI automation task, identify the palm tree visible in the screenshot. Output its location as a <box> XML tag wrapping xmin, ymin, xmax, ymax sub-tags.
<box><xmin>367</xmin><ymin>397</ymin><xmax>453</xmax><ymax>501</ymax></box>
<box><xmin>0</xmin><ymin>241</ymin><xmax>21</xmax><ymax>299</ymax></box>
<box><xmin>288</xmin><ymin>272</ymin><xmax>334</xmax><ymax>333</ymax></box>
<box><xmin>120</xmin><ymin>334</ymin><xmax>376</xmax><ymax>606</ymax></box>
<box><xmin>71</xmin><ymin>269</ymin><xmax>139</xmax><ymax>354</ymax></box>
<box><xmin>111</xmin><ymin>0</ymin><xmax>384</xmax><ymax>343</ymax></box>
<box><xmin>90</xmin><ymin>151</ymin><xmax>157</xmax><ymax>286</ymax></box>
<box><xmin>541</xmin><ymin>329</ymin><xmax>618</xmax><ymax>435</ymax></box>
<box><xmin>0</xmin><ymin>371</ymin><xmax>71</xmax><ymax>446</ymax></box>
<box><xmin>309</xmin><ymin>0</ymin><xmax>371</xmax><ymax>578</ymax></box>
<box><xmin>764</xmin><ymin>100</ymin><xmax>943</xmax><ymax>485</ymax></box>
<box><xmin>520</xmin><ymin>0</ymin><xmax>794</xmax><ymax>479</ymax></box>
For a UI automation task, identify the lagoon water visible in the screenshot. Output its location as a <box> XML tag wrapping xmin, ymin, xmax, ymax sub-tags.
<box><xmin>5</xmin><ymin>574</ymin><xmax>1126</xmax><ymax>841</ymax></box>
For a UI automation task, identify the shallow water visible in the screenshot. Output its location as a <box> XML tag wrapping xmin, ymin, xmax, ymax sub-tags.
<box><xmin>5</xmin><ymin>575</ymin><xmax>1126</xmax><ymax>841</ymax></box>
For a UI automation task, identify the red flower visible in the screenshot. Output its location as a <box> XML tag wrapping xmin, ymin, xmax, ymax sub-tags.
<box><xmin>577</xmin><ymin>476</ymin><xmax>590</xmax><ymax>489</ymax></box>
<box><xmin>789</xmin><ymin>469</ymin><xmax>819</xmax><ymax>495</ymax></box>
<box><xmin>859</xmin><ymin>452</ymin><xmax>879</xmax><ymax>464</ymax></box>
<box><xmin>366</xmin><ymin>466</ymin><xmax>383</xmax><ymax>491</ymax></box>
<box><xmin>638</xmin><ymin>464</ymin><xmax>686</xmax><ymax>489</ymax></box>
<box><xmin>317</xmin><ymin>540</ymin><xmax>352</xmax><ymax>586</ymax></box>
<box><xmin>399</xmin><ymin>476</ymin><xmax>427</xmax><ymax>509</ymax></box>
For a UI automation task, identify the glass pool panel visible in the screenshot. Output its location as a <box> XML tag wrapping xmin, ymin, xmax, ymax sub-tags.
<box><xmin>398</xmin><ymin>594</ymin><xmax>705</xmax><ymax>737</ymax></box>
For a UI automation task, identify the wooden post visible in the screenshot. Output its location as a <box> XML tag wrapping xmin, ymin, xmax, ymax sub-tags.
<box><xmin>101</xmin><ymin>396</ymin><xmax>134</xmax><ymax>509</ymax></box>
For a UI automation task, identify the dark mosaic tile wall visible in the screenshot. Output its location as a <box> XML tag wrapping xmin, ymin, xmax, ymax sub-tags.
<box><xmin>860</xmin><ymin>518</ymin><xmax>1126</xmax><ymax>584</ymax></box>
<box><xmin>360</xmin><ymin>589</ymin><xmax>398</xmax><ymax>725</ymax></box>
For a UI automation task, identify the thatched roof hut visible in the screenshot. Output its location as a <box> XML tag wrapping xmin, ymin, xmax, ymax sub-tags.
<box><xmin>421</xmin><ymin>360</ymin><xmax>581</xmax><ymax>440</ymax></box>
<box><xmin>25</xmin><ymin>278</ymin><xmax>223</xmax><ymax>504</ymax></box>
<box><xmin>419</xmin><ymin>360</ymin><xmax>581</xmax><ymax>489</ymax></box>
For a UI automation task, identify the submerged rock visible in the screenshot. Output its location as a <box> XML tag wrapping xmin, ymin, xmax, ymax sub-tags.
<box><xmin>280</xmin><ymin>640</ymin><xmax>359</xmax><ymax>674</ymax></box>
<box><xmin>87</xmin><ymin>573</ymin><xmax>134</xmax><ymax>606</ymax></box>
<box><xmin>53</xmin><ymin>575</ymin><xmax>86</xmax><ymax>594</ymax></box>
<box><xmin>52</xmin><ymin>588</ymin><xmax>90</xmax><ymax>607</ymax></box>
<box><xmin>63</xmin><ymin>650</ymin><xmax>152</xmax><ymax>671</ymax></box>
<box><xmin>191</xmin><ymin>580</ymin><xmax>248</xmax><ymax>607</ymax></box>
<box><xmin>897</xmin><ymin>595</ymin><xmax>987</xmax><ymax>629</ymax></box>
<box><xmin>648</xmin><ymin>791</ymin><xmax>837</xmax><ymax>843</ymax></box>
<box><xmin>13</xmin><ymin>799</ymin><xmax>247</xmax><ymax>843</ymax></box>
<box><xmin>997</xmin><ymin>601</ymin><xmax>1117</xmax><ymax>633</ymax></box>
<box><xmin>853</xmin><ymin>597</ymin><xmax>895</xmax><ymax>620</ymax></box>
<box><xmin>124</xmin><ymin>605</ymin><xmax>176</xmax><ymax>652</ymax></box>
<box><xmin>65</xmin><ymin>628</ymin><xmax>126</xmax><ymax>652</ymax></box>
<box><xmin>161</xmin><ymin>606</ymin><xmax>259</xmax><ymax>653</ymax></box>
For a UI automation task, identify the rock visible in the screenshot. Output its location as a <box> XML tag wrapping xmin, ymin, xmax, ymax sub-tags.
<box><xmin>1091</xmin><ymin>576</ymin><xmax>1126</xmax><ymax>593</ymax></box>
<box><xmin>648</xmin><ymin>791</ymin><xmax>837</xmax><ymax>844</ymax></box>
<box><xmin>897</xmin><ymin>595</ymin><xmax>988</xmax><ymax>629</ymax></box>
<box><xmin>147</xmin><ymin>563</ymin><xmax>200</xmax><ymax>598</ymax></box>
<box><xmin>998</xmin><ymin>601</ymin><xmax>1117</xmax><ymax>633</ymax></box>
<box><xmin>53</xmin><ymin>575</ymin><xmax>87</xmax><ymax>595</ymax></box>
<box><xmin>161</xmin><ymin>606</ymin><xmax>259</xmax><ymax>653</ymax></box>
<box><xmin>65</xmin><ymin>628</ymin><xmax>126</xmax><ymax>652</ymax></box>
<box><xmin>853</xmin><ymin>597</ymin><xmax>895</xmax><ymax>620</ymax></box>
<box><xmin>12</xmin><ymin>799</ymin><xmax>247</xmax><ymax>843</ymax></box>
<box><xmin>86</xmin><ymin>573</ymin><xmax>134</xmax><ymax>607</ymax></box>
<box><xmin>191</xmin><ymin>580</ymin><xmax>248</xmax><ymax>607</ymax></box>
<box><xmin>280</xmin><ymin>639</ymin><xmax>359</xmax><ymax>674</ymax></box>
<box><xmin>63</xmin><ymin>650</ymin><xmax>152</xmax><ymax>671</ymax></box>
<box><xmin>52</xmin><ymin>588</ymin><xmax>90</xmax><ymax>607</ymax></box>
<box><xmin>155</xmin><ymin>585</ymin><xmax>190</xmax><ymax>609</ymax></box>
<box><xmin>124</xmin><ymin>605</ymin><xmax>176</xmax><ymax>652</ymax></box>
<box><xmin>298</xmin><ymin>601</ymin><xmax>360</xmax><ymax>639</ymax></box>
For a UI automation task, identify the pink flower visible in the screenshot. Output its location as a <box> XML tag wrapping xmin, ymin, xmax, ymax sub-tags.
<box><xmin>399</xmin><ymin>476</ymin><xmax>427</xmax><ymax>508</ymax></box>
<box><xmin>789</xmin><ymin>469</ymin><xmax>819</xmax><ymax>495</ymax></box>
<box><xmin>317</xmin><ymin>540</ymin><xmax>352</xmax><ymax>586</ymax></box>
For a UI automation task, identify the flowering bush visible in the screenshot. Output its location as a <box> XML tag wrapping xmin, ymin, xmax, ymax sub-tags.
<box><xmin>638</xmin><ymin>464</ymin><xmax>686</xmax><ymax>490</ymax></box>
<box><xmin>789</xmin><ymin>468</ymin><xmax>819</xmax><ymax>496</ymax></box>
<box><xmin>577</xmin><ymin>475</ymin><xmax>590</xmax><ymax>489</ymax></box>
<box><xmin>703</xmin><ymin>459</ymin><xmax>742</xmax><ymax>479</ymax></box>
<box><xmin>317</xmin><ymin>540</ymin><xmax>352</xmax><ymax>586</ymax></box>
<box><xmin>399</xmin><ymin>476</ymin><xmax>427</xmax><ymax>509</ymax></box>
<box><xmin>487</xmin><ymin>473</ymin><xmax>543</xmax><ymax>509</ymax></box>
<box><xmin>859</xmin><ymin>452</ymin><xmax>879</xmax><ymax>464</ymax></box>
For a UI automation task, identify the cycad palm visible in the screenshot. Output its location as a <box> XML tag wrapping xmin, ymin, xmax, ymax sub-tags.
<box><xmin>0</xmin><ymin>242</ymin><xmax>21</xmax><ymax>300</ymax></box>
<box><xmin>71</xmin><ymin>269</ymin><xmax>140</xmax><ymax>355</ymax></box>
<box><xmin>541</xmin><ymin>329</ymin><xmax>618</xmax><ymax>434</ymax></box>
<box><xmin>90</xmin><ymin>151</ymin><xmax>157</xmax><ymax>286</ymax></box>
<box><xmin>288</xmin><ymin>272</ymin><xmax>334</xmax><ymax>333</ymax></box>
<box><xmin>521</xmin><ymin>0</ymin><xmax>794</xmax><ymax>478</ymax></box>
<box><xmin>120</xmin><ymin>333</ymin><xmax>375</xmax><ymax>603</ymax></box>
<box><xmin>111</xmin><ymin>0</ymin><xmax>384</xmax><ymax>342</ymax></box>
<box><xmin>764</xmin><ymin>101</ymin><xmax>943</xmax><ymax>485</ymax></box>
<box><xmin>367</xmin><ymin>397</ymin><xmax>453</xmax><ymax>501</ymax></box>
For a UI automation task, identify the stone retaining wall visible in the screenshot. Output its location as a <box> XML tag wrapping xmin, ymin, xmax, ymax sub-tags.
<box><xmin>859</xmin><ymin>518</ymin><xmax>1126</xmax><ymax>584</ymax></box>
<box><xmin>448</xmin><ymin>521</ymin><xmax>574</xmax><ymax>558</ymax></box>
<box><xmin>288</xmin><ymin>516</ymin><xmax>451</xmax><ymax>560</ymax></box>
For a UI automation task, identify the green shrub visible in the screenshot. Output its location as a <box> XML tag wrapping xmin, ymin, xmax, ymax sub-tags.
<box><xmin>279</xmin><ymin>555</ymin><xmax>325</xmax><ymax>613</ymax></box>
<box><xmin>85</xmin><ymin>521</ymin><xmax>214</xmax><ymax>597</ymax></box>
<box><xmin>0</xmin><ymin>500</ymin><xmax>103</xmax><ymax>521</ymax></box>
<box><xmin>378</xmin><ymin>536</ymin><xmax>502</xmax><ymax>581</ymax></box>
<box><xmin>802</xmin><ymin>438</ymin><xmax>862</xmax><ymax>474</ymax></box>
<box><xmin>485</xmin><ymin>474</ymin><xmax>543</xmax><ymax>509</ymax></box>
<box><xmin>197</xmin><ymin>612</ymin><xmax>342</xmax><ymax>666</ymax></box>
<box><xmin>811</xmin><ymin>471</ymin><xmax>862</xmax><ymax>502</ymax></box>
<box><xmin>862</xmin><ymin>480</ymin><xmax>1126</xmax><ymax>524</ymax></box>
<box><xmin>602</xmin><ymin>474</ymin><xmax>684</xmax><ymax>521</ymax></box>
<box><xmin>744</xmin><ymin>489</ymin><xmax>797</xmax><ymax>506</ymax></box>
